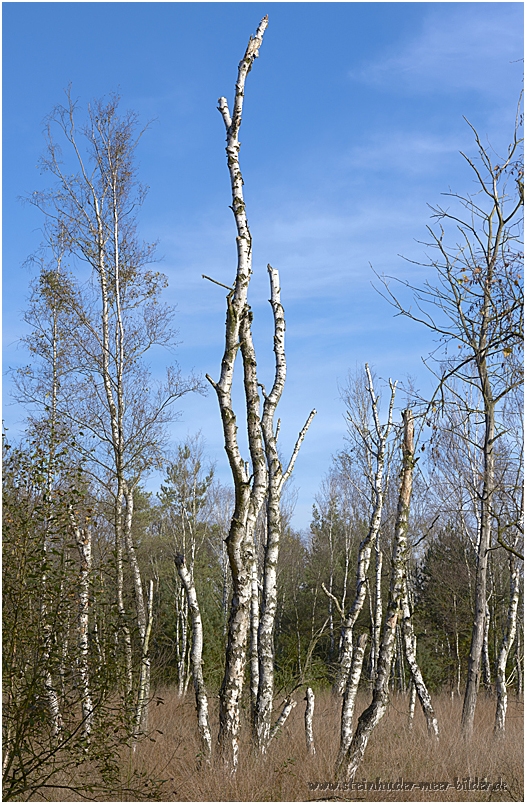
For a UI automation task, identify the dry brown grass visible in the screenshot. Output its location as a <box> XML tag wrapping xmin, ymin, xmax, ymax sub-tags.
<box><xmin>130</xmin><ymin>688</ymin><xmax>523</xmax><ymax>802</ymax></box>
<box><xmin>29</xmin><ymin>689</ymin><xmax>523</xmax><ymax>801</ymax></box>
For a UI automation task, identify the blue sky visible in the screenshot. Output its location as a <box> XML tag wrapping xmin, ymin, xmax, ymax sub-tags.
<box><xmin>3</xmin><ymin>2</ymin><xmax>523</xmax><ymax>530</ymax></box>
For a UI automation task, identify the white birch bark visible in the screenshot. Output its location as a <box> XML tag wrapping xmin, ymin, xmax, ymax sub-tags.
<box><xmin>338</xmin><ymin>410</ymin><xmax>415</xmax><ymax>782</ymax></box>
<box><xmin>335</xmin><ymin>633</ymin><xmax>368</xmax><ymax>775</ymax></box>
<box><xmin>494</xmin><ymin>554</ymin><xmax>521</xmax><ymax>734</ymax></box>
<box><xmin>269</xmin><ymin>697</ymin><xmax>297</xmax><ymax>742</ymax></box>
<box><xmin>401</xmin><ymin>583</ymin><xmax>439</xmax><ymax>737</ymax></box>
<box><xmin>335</xmin><ymin>367</ymin><xmax>396</xmax><ymax>695</ymax></box>
<box><xmin>133</xmin><ymin>579</ymin><xmax>154</xmax><ymax>738</ymax></box>
<box><xmin>304</xmin><ymin>687</ymin><xmax>316</xmax><ymax>756</ymax></box>
<box><xmin>207</xmin><ymin>18</ymin><xmax>269</xmax><ymax>769</ymax></box>
<box><xmin>175</xmin><ymin>554</ymin><xmax>212</xmax><ymax>759</ymax></box>
<box><xmin>70</xmin><ymin>511</ymin><xmax>94</xmax><ymax>741</ymax></box>
<box><xmin>250</xmin><ymin>553</ymin><xmax>260</xmax><ymax>721</ymax></box>
<box><xmin>208</xmin><ymin>18</ymin><xmax>316</xmax><ymax>767</ymax></box>
<box><xmin>254</xmin><ymin>265</ymin><xmax>315</xmax><ymax>752</ymax></box>
<box><xmin>122</xmin><ymin>486</ymin><xmax>152</xmax><ymax>736</ymax></box>
<box><xmin>371</xmin><ymin>545</ymin><xmax>383</xmax><ymax>682</ymax></box>
<box><xmin>408</xmin><ymin>681</ymin><xmax>417</xmax><ymax>730</ymax></box>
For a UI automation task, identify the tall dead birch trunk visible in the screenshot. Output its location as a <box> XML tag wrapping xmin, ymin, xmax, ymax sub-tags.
<box><xmin>207</xmin><ymin>17</ymin><xmax>269</xmax><ymax>769</ymax></box>
<box><xmin>494</xmin><ymin>554</ymin><xmax>521</xmax><ymax>734</ymax></box>
<box><xmin>175</xmin><ymin>554</ymin><xmax>212</xmax><ymax>759</ymax></box>
<box><xmin>208</xmin><ymin>18</ymin><xmax>314</xmax><ymax>767</ymax></box>
<box><xmin>335</xmin><ymin>367</ymin><xmax>396</xmax><ymax>695</ymax></box>
<box><xmin>337</xmin><ymin>410</ymin><xmax>415</xmax><ymax>782</ymax></box>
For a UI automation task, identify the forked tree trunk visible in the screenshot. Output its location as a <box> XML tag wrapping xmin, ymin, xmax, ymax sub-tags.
<box><xmin>175</xmin><ymin>554</ymin><xmax>212</xmax><ymax>759</ymax></box>
<box><xmin>337</xmin><ymin>410</ymin><xmax>415</xmax><ymax>782</ymax></box>
<box><xmin>209</xmin><ymin>18</ymin><xmax>314</xmax><ymax>767</ymax></box>
<box><xmin>207</xmin><ymin>17</ymin><xmax>270</xmax><ymax>769</ymax></box>
<box><xmin>494</xmin><ymin>555</ymin><xmax>521</xmax><ymax>735</ymax></box>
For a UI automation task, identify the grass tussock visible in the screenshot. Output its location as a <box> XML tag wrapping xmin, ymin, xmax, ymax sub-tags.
<box><xmin>35</xmin><ymin>690</ymin><xmax>523</xmax><ymax>802</ymax></box>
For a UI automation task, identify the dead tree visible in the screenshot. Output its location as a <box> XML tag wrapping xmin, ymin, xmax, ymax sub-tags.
<box><xmin>207</xmin><ymin>18</ymin><xmax>315</xmax><ymax>767</ymax></box>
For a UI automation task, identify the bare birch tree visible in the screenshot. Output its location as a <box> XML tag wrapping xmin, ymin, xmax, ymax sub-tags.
<box><xmin>379</xmin><ymin>112</ymin><xmax>523</xmax><ymax>736</ymax></box>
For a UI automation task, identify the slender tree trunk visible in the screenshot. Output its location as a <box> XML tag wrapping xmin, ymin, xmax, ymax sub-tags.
<box><xmin>461</xmin><ymin>365</ymin><xmax>495</xmax><ymax>736</ymax></box>
<box><xmin>134</xmin><ymin>580</ymin><xmax>154</xmax><ymax>738</ymax></box>
<box><xmin>269</xmin><ymin>697</ymin><xmax>297</xmax><ymax>742</ymax></box>
<box><xmin>338</xmin><ymin>410</ymin><xmax>414</xmax><ymax>782</ymax></box>
<box><xmin>494</xmin><ymin>556</ymin><xmax>520</xmax><ymax>734</ymax></box>
<box><xmin>253</xmin><ymin>266</ymin><xmax>315</xmax><ymax>752</ymax></box>
<box><xmin>335</xmin><ymin>633</ymin><xmax>368</xmax><ymax>775</ymax></box>
<box><xmin>482</xmin><ymin>600</ymin><xmax>493</xmax><ymax>696</ymax></box>
<box><xmin>250</xmin><ymin>553</ymin><xmax>260</xmax><ymax>723</ymax></box>
<box><xmin>401</xmin><ymin>582</ymin><xmax>439</xmax><ymax>737</ymax></box>
<box><xmin>305</xmin><ymin>687</ymin><xmax>316</xmax><ymax>756</ymax></box>
<box><xmin>175</xmin><ymin>554</ymin><xmax>212</xmax><ymax>759</ymax></box>
<box><xmin>371</xmin><ymin>544</ymin><xmax>383</xmax><ymax>684</ymax></box>
<box><xmin>515</xmin><ymin>628</ymin><xmax>523</xmax><ymax>699</ymax></box>
<box><xmin>335</xmin><ymin>368</ymin><xmax>396</xmax><ymax>695</ymax></box>
<box><xmin>408</xmin><ymin>682</ymin><xmax>417</xmax><ymax>730</ymax></box>
<box><xmin>71</xmin><ymin>514</ymin><xmax>93</xmax><ymax>741</ymax></box>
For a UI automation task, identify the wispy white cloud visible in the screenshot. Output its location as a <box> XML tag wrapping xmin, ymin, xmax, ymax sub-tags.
<box><xmin>350</xmin><ymin>4</ymin><xmax>523</xmax><ymax>96</ymax></box>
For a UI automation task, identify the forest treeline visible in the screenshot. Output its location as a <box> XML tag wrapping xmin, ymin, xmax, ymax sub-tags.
<box><xmin>3</xmin><ymin>18</ymin><xmax>523</xmax><ymax>802</ymax></box>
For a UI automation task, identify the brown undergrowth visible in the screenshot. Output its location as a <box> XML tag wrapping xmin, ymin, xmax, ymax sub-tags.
<box><xmin>37</xmin><ymin>690</ymin><xmax>523</xmax><ymax>802</ymax></box>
